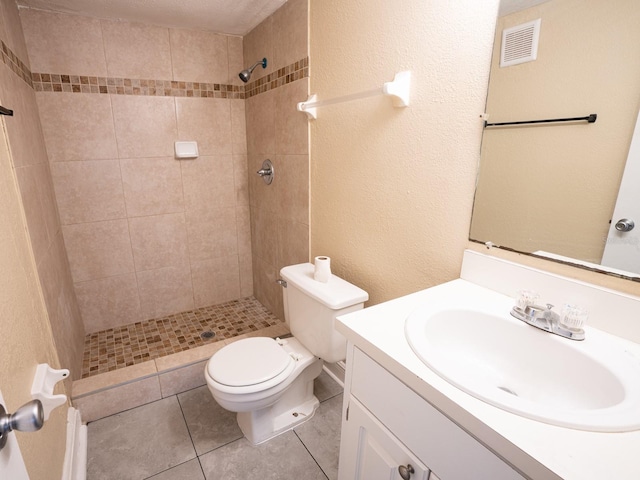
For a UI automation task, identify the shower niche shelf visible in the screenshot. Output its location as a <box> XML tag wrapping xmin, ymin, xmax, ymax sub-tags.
<box><xmin>297</xmin><ymin>70</ymin><xmax>410</xmax><ymax>120</ymax></box>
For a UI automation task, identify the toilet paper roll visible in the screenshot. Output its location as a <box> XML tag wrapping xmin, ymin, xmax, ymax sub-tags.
<box><xmin>314</xmin><ymin>256</ymin><xmax>331</xmax><ymax>283</ymax></box>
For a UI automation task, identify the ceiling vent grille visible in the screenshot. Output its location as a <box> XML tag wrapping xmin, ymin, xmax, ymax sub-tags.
<box><xmin>500</xmin><ymin>19</ymin><xmax>541</xmax><ymax>67</ymax></box>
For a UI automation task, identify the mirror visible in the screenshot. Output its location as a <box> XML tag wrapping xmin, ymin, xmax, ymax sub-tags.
<box><xmin>470</xmin><ymin>0</ymin><xmax>640</xmax><ymax>278</ymax></box>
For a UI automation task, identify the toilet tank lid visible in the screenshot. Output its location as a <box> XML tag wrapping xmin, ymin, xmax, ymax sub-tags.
<box><xmin>280</xmin><ymin>263</ymin><xmax>369</xmax><ymax>309</ymax></box>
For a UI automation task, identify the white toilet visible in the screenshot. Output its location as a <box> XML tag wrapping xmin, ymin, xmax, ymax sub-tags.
<box><xmin>205</xmin><ymin>262</ymin><xmax>368</xmax><ymax>444</ymax></box>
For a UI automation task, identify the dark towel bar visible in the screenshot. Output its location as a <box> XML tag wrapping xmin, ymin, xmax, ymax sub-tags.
<box><xmin>484</xmin><ymin>113</ymin><xmax>596</xmax><ymax>128</ymax></box>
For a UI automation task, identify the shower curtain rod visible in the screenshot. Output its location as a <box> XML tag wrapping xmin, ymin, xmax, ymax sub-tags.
<box><xmin>484</xmin><ymin>113</ymin><xmax>597</xmax><ymax>128</ymax></box>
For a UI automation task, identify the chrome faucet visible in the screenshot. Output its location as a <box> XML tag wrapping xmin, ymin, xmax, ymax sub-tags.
<box><xmin>511</xmin><ymin>296</ymin><xmax>586</xmax><ymax>341</ymax></box>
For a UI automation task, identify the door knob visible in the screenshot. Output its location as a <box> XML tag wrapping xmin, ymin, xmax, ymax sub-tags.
<box><xmin>0</xmin><ymin>400</ymin><xmax>44</xmax><ymax>450</ymax></box>
<box><xmin>398</xmin><ymin>463</ymin><xmax>415</xmax><ymax>479</ymax></box>
<box><xmin>614</xmin><ymin>218</ymin><xmax>635</xmax><ymax>232</ymax></box>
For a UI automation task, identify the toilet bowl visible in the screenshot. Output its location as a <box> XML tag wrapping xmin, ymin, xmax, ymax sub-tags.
<box><xmin>205</xmin><ymin>262</ymin><xmax>368</xmax><ymax>445</ymax></box>
<box><xmin>206</xmin><ymin>336</ymin><xmax>323</xmax><ymax>444</ymax></box>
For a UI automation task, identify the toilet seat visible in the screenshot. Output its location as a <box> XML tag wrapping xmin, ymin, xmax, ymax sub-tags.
<box><xmin>207</xmin><ymin>337</ymin><xmax>296</xmax><ymax>394</ymax></box>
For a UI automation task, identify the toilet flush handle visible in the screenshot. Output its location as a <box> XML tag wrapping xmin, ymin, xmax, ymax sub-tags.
<box><xmin>276</xmin><ymin>279</ymin><xmax>287</xmax><ymax>288</ymax></box>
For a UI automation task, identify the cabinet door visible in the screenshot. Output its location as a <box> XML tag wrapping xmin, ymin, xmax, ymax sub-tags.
<box><xmin>339</xmin><ymin>398</ymin><xmax>429</xmax><ymax>480</ymax></box>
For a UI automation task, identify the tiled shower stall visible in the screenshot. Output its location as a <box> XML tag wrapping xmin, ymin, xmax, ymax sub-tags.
<box><xmin>1</xmin><ymin>0</ymin><xmax>310</xmax><ymax>382</ymax></box>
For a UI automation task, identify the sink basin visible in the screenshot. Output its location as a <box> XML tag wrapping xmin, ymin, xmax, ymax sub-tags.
<box><xmin>405</xmin><ymin>307</ymin><xmax>640</xmax><ymax>432</ymax></box>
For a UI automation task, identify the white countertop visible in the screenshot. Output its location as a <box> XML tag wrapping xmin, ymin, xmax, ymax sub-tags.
<box><xmin>336</xmin><ymin>279</ymin><xmax>640</xmax><ymax>480</ymax></box>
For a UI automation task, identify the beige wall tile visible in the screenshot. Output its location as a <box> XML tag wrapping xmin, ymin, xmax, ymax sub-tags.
<box><xmin>37</xmin><ymin>92</ymin><xmax>118</xmax><ymax>162</ymax></box>
<box><xmin>37</xmin><ymin>232</ymin><xmax>85</xmax><ymax>377</ymax></box>
<box><xmin>228</xmin><ymin>35</ymin><xmax>244</xmax><ymax>87</ymax></box>
<box><xmin>72</xmin><ymin>376</ymin><xmax>161</xmax><ymax>422</ymax></box>
<box><xmin>191</xmin><ymin>255</ymin><xmax>240</xmax><ymax>308</ymax></box>
<box><xmin>233</xmin><ymin>154</ymin><xmax>249</xmax><ymax>206</ymax></box>
<box><xmin>101</xmin><ymin>19</ymin><xmax>171</xmax><ymax>79</ymax></box>
<box><xmin>34</xmin><ymin>162</ymin><xmax>61</xmax><ymax>241</ymax></box>
<box><xmin>51</xmin><ymin>159</ymin><xmax>126</xmax><ymax>225</ymax></box>
<box><xmin>185</xmin><ymin>207</ymin><xmax>237</xmax><ymax>263</ymax></box>
<box><xmin>248</xmin><ymin>154</ymin><xmax>277</xmax><ymax>212</ymax></box>
<box><xmin>20</xmin><ymin>9</ymin><xmax>107</xmax><ymax>76</ymax></box>
<box><xmin>276</xmin><ymin>154</ymin><xmax>309</xmax><ymax>225</ymax></box>
<box><xmin>169</xmin><ymin>28</ymin><xmax>228</xmax><ymax>83</ymax></box>
<box><xmin>276</xmin><ymin>217</ymin><xmax>309</xmax><ymax>271</ymax></box>
<box><xmin>272</xmin><ymin>0</ymin><xmax>308</xmax><ymax>68</ymax></box>
<box><xmin>236</xmin><ymin>205</ymin><xmax>252</xmax><ymax>257</ymax></box>
<box><xmin>62</xmin><ymin>219</ymin><xmax>134</xmax><ymax>282</ymax></box>
<box><xmin>250</xmin><ymin>205</ymin><xmax>277</xmax><ymax>266</ymax></box>
<box><xmin>158</xmin><ymin>360</ymin><xmax>207</xmax><ymax>397</ymax></box>
<box><xmin>243</xmin><ymin>15</ymin><xmax>274</xmax><ymax>81</ymax></box>
<box><xmin>175</xmin><ymin>97</ymin><xmax>232</xmax><ymax>155</ymax></box>
<box><xmin>129</xmin><ymin>213</ymin><xmax>189</xmax><ymax>272</ymax></box>
<box><xmin>74</xmin><ymin>273</ymin><xmax>141</xmax><ymax>333</ymax></box>
<box><xmin>181</xmin><ymin>155</ymin><xmax>236</xmax><ymax>213</ymax></box>
<box><xmin>137</xmin><ymin>265</ymin><xmax>194</xmax><ymax>320</ymax></box>
<box><xmin>0</xmin><ymin>68</ymin><xmax>49</xmax><ymax>168</ymax></box>
<box><xmin>0</xmin><ymin>0</ymin><xmax>30</xmax><ymax>65</ymax></box>
<box><xmin>120</xmin><ymin>157</ymin><xmax>184</xmax><ymax>217</ymax></box>
<box><xmin>251</xmin><ymin>256</ymin><xmax>283</xmax><ymax>320</ymax></box>
<box><xmin>14</xmin><ymin>165</ymin><xmax>51</xmax><ymax>261</ymax></box>
<box><xmin>230</xmin><ymin>100</ymin><xmax>247</xmax><ymax>154</ymax></box>
<box><xmin>275</xmin><ymin>78</ymin><xmax>309</xmax><ymax>155</ymax></box>
<box><xmin>111</xmin><ymin>95</ymin><xmax>177</xmax><ymax>158</ymax></box>
<box><xmin>245</xmin><ymin>90</ymin><xmax>276</xmax><ymax>155</ymax></box>
<box><xmin>239</xmin><ymin>254</ymin><xmax>254</xmax><ymax>298</ymax></box>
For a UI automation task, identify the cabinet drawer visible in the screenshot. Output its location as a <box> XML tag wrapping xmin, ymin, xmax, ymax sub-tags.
<box><xmin>350</xmin><ymin>347</ymin><xmax>524</xmax><ymax>480</ymax></box>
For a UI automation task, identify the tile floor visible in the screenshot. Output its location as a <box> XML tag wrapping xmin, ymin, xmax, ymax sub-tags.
<box><xmin>87</xmin><ymin>370</ymin><xmax>344</xmax><ymax>480</ymax></box>
<box><xmin>82</xmin><ymin>297</ymin><xmax>282</xmax><ymax>377</ymax></box>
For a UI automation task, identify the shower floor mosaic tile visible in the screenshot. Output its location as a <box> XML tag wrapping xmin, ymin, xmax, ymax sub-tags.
<box><xmin>82</xmin><ymin>297</ymin><xmax>282</xmax><ymax>378</ymax></box>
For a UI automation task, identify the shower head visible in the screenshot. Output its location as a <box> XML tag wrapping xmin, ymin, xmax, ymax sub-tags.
<box><xmin>239</xmin><ymin>58</ymin><xmax>267</xmax><ymax>83</ymax></box>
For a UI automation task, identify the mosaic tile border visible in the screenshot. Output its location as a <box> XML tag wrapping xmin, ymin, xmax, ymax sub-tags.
<box><xmin>244</xmin><ymin>57</ymin><xmax>309</xmax><ymax>99</ymax></box>
<box><xmin>32</xmin><ymin>57</ymin><xmax>309</xmax><ymax>99</ymax></box>
<box><xmin>0</xmin><ymin>39</ymin><xmax>33</xmax><ymax>87</ymax></box>
<box><xmin>32</xmin><ymin>73</ymin><xmax>245</xmax><ymax>98</ymax></box>
<box><xmin>82</xmin><ymin>296</ymin><xmax>283</xmax><ymax>378</ymax></box>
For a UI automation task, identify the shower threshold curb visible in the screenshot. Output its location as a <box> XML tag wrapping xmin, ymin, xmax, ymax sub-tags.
<box><xmin>71</xmin><ymin>323</ymin><xmax>290</xmax><ymax>422</ymax></box>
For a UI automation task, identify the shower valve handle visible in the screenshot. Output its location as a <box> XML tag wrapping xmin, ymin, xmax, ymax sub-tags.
<box><xmin>256</xmin><ymin>159</ymin><xmax>274</xmax><ymax>185</ymax></box>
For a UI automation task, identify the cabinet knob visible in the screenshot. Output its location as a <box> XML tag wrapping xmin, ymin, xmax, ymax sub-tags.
<box><xmin>398</xmin><ymin>464</ymin><xmax>415</xmax><ymax>479</ymax></box>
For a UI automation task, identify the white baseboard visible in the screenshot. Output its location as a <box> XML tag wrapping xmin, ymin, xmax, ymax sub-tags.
<box><xmin>322</xmin><ymin>361</ymin><xmax>346</xmax><ymax>388</ymax></box>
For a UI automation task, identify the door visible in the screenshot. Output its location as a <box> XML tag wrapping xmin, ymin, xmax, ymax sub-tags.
<box><xmin>0</xmin><ymin>389</ymin><xmax>30</xmax><ymax>480</ymax></box>
<box><xmin>601</xmin><ymin>110</ymin><xmax>640</xmax><ymax>271</ymax></box>
<box><xmin>338</xmin><ymin>398</ymin><xmax>430</xmax><ymax>480</ymax></box>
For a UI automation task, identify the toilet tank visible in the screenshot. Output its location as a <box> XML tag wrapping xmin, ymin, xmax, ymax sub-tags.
<box><xmin>280</xmin><ymin>263</ymin><xmax>369</xmax><ymax>363</ymax></box>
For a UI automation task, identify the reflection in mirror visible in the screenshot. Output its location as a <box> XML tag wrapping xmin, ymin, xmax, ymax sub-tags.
<box><xmin>470</xmin><ymin>0</ymin><xmax>640</xmax><ymax>277</ymax></box>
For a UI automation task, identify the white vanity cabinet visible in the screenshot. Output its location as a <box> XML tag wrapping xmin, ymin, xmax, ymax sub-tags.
<box><xmin>340</xmin><ymin>397</ymin><xmax>430</xmax><ymax>480</ymax></box>
<box><xmin>338</xmin><ymin>346</ymin><xmax>525</xmax><ymax>480</ymax></box>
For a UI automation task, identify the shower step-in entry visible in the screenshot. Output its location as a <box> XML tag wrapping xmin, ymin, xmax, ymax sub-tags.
<box><xmin>81</xmin><ymin>296</ymin><xmax>283</xmax><ymax>378</ymax></box>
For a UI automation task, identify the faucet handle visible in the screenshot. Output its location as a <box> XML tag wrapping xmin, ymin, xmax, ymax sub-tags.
<box><xmin>516</xmin><ymin>290</ymin><xmax>540</xmax><ymax>310</ymax></box>
<box><xmin>560</xmin><ymin>304</ymin><xmax>588</xmax><ymax>331</ymax></box>
<box><xmin>546</xmin><ymin>303</ymin><xmax>554</xmax><ymax>311</ymax></box>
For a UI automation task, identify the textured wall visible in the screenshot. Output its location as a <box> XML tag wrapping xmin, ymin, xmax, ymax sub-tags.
<box><xmin>0</xmin><ymin>28</ymin><xmax>67</xmax><ymax>480</ymax></box>
<box><xmin>309</xmin><ymin>0</ymin><xmax>499</xmax><ymax>305</ymax></box>
<box><xmin>244</xmin><ymin>0</ymin><xmax>310</xmax><ymax>320</ymax></box>
<box><xmin>0</xmin><ymin>0</ymin><xmax>84</xmax><ymax>377</ymax></box>
<box><xmin>20</xmin><ymin>8</ymin><xmax>252</xmax><ymax>334</ymax></box>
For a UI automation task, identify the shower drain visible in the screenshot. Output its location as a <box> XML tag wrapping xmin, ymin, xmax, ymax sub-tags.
<box><xmin>200</xmin><ymin>331</ymin><xmax>215</xmax><ymax>339</ymax></box>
